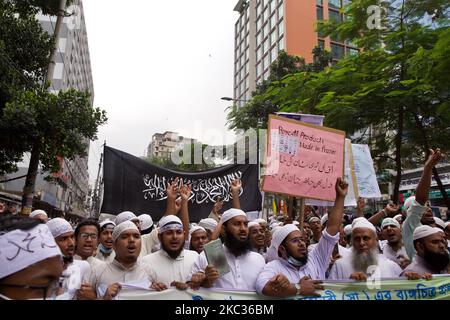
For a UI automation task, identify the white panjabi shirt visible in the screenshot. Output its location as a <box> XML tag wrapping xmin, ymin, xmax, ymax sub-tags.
<box><xmin>255</xmin><ymin>229</ymin><xmax>339</xmax><ymax>294</ymax></box>
<box><xmin>141</xmin><ymin>249</ymin><xmax>198</xmax><ymax>287</ymax></box>
<box><xmin>190</xmin><ymin>245</ymin><xmax>266</xmax><ymax>291</ymax></box>
<box><xmin>328</xmin><ymin>248</ymin><xmax>402</xmax><ymax>280</ymax></box>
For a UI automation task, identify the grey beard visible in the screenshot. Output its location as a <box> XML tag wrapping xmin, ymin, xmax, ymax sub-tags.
<box><xmin>351</xmin><ymin>247</ymin><xmax>379</xmax><ymax>273</ymax></box>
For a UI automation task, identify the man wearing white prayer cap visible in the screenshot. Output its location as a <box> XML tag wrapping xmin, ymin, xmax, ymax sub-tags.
<box><xmin>89</xmin><ymin>221</ymin><xmax>151</xmax><ymax>299</ymax></box>
<box><xmin>248</xmin><ymin>221</ymin><xmax>266</xmax><ymax>256</ymax></box>
<box><xmin>402</xmin><ymin>149</ymin><xmax>443</xmax><ymax>260</ymax></box>
<box><xmin>432</xmin><ymin>217</ymin><xmax>446</xmax><ymax>230</ymax></box>
<box><xmin>393</xmin><ymin>214</ymin><xmax>403</xmax><ymax>225</ymax></box>
<box><xmin>198</xmin><ymin>218</ymin><xmax>218</xmax><ymax>240</ymax></box>
<box><xmin>29</xmin><ymin>209</ymin><xmax>48</xmax><ymax>223</ymax></box>
<box><xmin>189</xmin><ymin>208</ymin><xmax>266</xmax><ymax>291</ymax></box>
<box><xmin>139</xmin><ymin>214</ymin><xmax>154</xmax><ymax>235</ymax></box>
<box><xmin>47</xmin><ymin>218</ymin><xmax>92</xmax><ymax>300</ymax></box>
<box><xmin>189</xmin><ymin>226</ymin><xmax>208</xmax><ymax>253</ymax></box>
<box><xmin>141</xmin><ymin>215</ymin><xmax>199</xmax><ymax>291</ymax></box>
<box><xmin>115</xmin><ymin>211</ymin><xmax>141</xmax><ymax>228</ymax></box>
<box><xmin>95</xmin><ymin>219</ymin><xmax>116</xmax><ymax>263</ymax></box>
<box><xmin>329</xmin><ymin>217</ymin><xmax>403</xmax><ymax>280</ymax></box>
<box><xmin>308</xmin><ymin>216</ymin><xmax>322</xmax><ymax>245</ymax></box>
<box><xmin>0</xmin><ymin>214</ymin><xmax>63</xmax><ymax>300</ymax></box>
<box><xmin>380</xmin><ymin>218</ymin><xmax>410</xmax><ymax>269</ymax></box>
<box><xmin>256</xmin><ymin>178</ymin><xmax>348</xmax><ymax>297</ymax></box>
<box><xmin>402</xmin><ymin>225</ymin><xmax>448</xmax><ymax>276</ymax></box>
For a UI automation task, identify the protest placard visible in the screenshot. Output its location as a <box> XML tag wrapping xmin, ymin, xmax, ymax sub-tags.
<box><xmin>352</xmin><ymin>144</ymin><xmax>382</xmax><ymax>198</ymax></box>
<box><xmin>262</xmin><ymin>115</ymin><xmax>345</xmax><ymax>202</ymax></box>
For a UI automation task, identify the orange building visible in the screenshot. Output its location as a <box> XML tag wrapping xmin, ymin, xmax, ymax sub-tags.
<box><xmin>233</xmin><ymin>0</ymin><xmax>358</xmax><ymax>106</ymax></box>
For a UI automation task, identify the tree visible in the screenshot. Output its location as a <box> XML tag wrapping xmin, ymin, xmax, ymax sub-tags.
<box><xmin>2</xmin><ymin>88</ymin><xmax>107</xmax><ymax>211</ymax></box>
<box><xmin>315</xmin><ymin>0</ymin><xmax>450</xmax><ymax>204</ymax></box>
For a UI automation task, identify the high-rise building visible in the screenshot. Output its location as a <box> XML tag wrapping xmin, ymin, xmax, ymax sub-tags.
<box><xmin>2</xmin><ymin>0</ymin><xmax>94</xmax><ymax>218</ymax></box>
<box><xmin>148</xmin><ymin>132</ymin><xmax>197</xmax><ymax>159</ymax></box>
<box><xmin>233</xmin><ymin>0</ymin><xmax>357</xmax><ymax>107</ymax></box>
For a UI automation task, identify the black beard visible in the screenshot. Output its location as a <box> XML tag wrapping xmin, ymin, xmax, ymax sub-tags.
<box><xmin>63</xmin><ymin>255</ymin><xmax>73</xmax><ymax>266</ymax></box>
<box><xmin>161</xmin><ymin>242</ymin><xmax>184</xmax><ymax>260</ymax></box>
<box><xmin>223</xmin><ymin>228</ymin><xmax>251</xmax><ymax>257</ymax></box>
<box><xmin>423</xmin><ymin>250</ymin><xmax>450</xmax><ymax>271</ymax></box>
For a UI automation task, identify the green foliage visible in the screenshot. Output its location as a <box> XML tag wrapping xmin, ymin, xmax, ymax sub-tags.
<box><xmin>1</xmin><ymin>88</ymin><xmax>107</xmax><ymax>174</ymax></box>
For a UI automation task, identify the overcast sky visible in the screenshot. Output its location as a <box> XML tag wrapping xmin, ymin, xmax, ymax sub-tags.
<box><xmin>83</xmin><ymin>0</ymin><xmax>240</xmax><ymax>185</ymax></box>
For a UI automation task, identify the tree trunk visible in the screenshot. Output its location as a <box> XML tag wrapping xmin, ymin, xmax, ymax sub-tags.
<box><xmin>21</xmin><ymin>141</ymin><xmax>40</xmax><ymax>215</ymax></box>
<box><xmin>393</xmin><ymin>106</ymin><xmax>404</xmax><ymax>204</ymax></box>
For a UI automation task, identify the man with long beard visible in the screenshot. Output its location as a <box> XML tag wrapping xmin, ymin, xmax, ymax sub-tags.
<box><xmin>141</xmin><ymin>215</ymin><xmax>199</xmax><ymax>291</ymax></box>
<box><xmin>255</xmin><ymin>178</ymin><xmax>347</xmax><ymax>297</ymax></box>
<box><xmin>329</xmin><ymin>217</ymin><xmax>403</xmax><ymax>280</ymax></box>
<box><xmin>403</xmin><ymin>225</ymin><xmax>449</xmax><ymax>275</ymax></box>
<box><xmin>189</xmin><ymin>208</ymin><xmax>266</xmax><ymax>291</ymax></box>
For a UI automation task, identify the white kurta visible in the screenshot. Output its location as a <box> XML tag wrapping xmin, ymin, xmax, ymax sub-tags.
<box><xmin>140</xmin><ymin>228</ymin><xmax>160</xmax><ymax>257</ymax></box>
<box><xmin>402</xmin><ymin>200</ymin><xmax>426</xmax><ymax>260</ymax></box>
<box><xmin>74</xmin><ymin>254</ymin><xmax>105</xmax><ymax>270</ymax></box>
<box><xmin>90</xmin><ymin>259</ymin><xmax>151</xmax><ymax>296</ymax></box>
<box><xmin>190</xmin><ymin>245</ymin><xmax>266</xmax><ymax>291</ymax></box>
<box><xmin>141</xmin><ymin>249</ymin><xmax>198</xmax><ymax>287</ymax></box>
<box><xmin>329</xmin><ymin>249</ymin><xmax>402</xmax><ymax>280</ymax></box>
<box><xmin>381</xmin><ymin>242</ymin><xmax>409</xmax><ymax>266</ymax></box>
<box><xmin>95</xmin><ymin>249</ymin><xmax>116</xmax><ymax>263</ymax></box>
<box><xmin>255</xmin><ymin>229</ymin><xmax>339</xmax><ymax>294</ymax></box>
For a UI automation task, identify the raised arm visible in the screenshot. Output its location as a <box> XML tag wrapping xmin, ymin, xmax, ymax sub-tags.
<box><xmin>415</xmin><ymin>149</ymin><xmax>443</xmax><ymax>205</ymax></box>
<box><xmin>165</xmin><ymin>178</ymin><xmax>179</xmax><ymax>216</ymax></box>
<box><xmin>355</xmin><ymin>197</ymin><xmax>365</xmax><ymax>218</ymax></box>
<box><xmin>368</xmin><ymin>202</ymin><xmax>400</xmax><ymax>226</ymax></box>
<box><xmin>326</xmin><ymin>178</ymin><xmax>348</xmax><ymax>236</ymax></box>
<box><xmin>179</xmin><ymin>181</ymin><xmax>192</xmax><ymax>238</ymax></box>
<box><xmin>231</xmin><ymin>179</ymin><xmax>242</xmax><ymax>209</ymax></box>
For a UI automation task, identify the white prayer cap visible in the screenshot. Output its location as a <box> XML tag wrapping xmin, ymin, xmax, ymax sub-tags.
<box><xmin>139</xmin><ymin>214</ymin><xmax>153</xmax><ymax>230</ymax></box>
<box><xmin>344</xmin><ymin>224</ymin><xmax>352</xmax><ymax>236</ymax></box>
<box><xmin>445</xmin><ymin>222</ymin><xmax>450</xmax><ymax>230</ymax></box>
<box><xmin>271</xmin><ymin>225</ymin><xmax>282</xmax><ymax>235</ymax></box>
<box><xmin>112</xmin><ymin>221</ymin><xmax>140</xmax><ymax>242</ymax></box>
<box><xmin>198</xmin><ymin>218</ymin><xmax>218</xmax><ymax>232</ymax></box>
<box><xmin>221</xmin><ymin>208</ymin><xmax>247</xmax><ymax>224</ymax></box>
<box><xmin>309</xmin><ymin>216</ymin><xmax>320</xmax><ymax>224</ymax></box>
<box><xmin>158</xmin><ymin>215</ymin><xmax>182</xmax><ymax>229</ymax></box>
<box><xmin>320</xmin><ymin>214</ymin><xmax>329</xmax><ymax>226</ymax></box>
<box><xmin>46</xmin><ymin>218</ymin><xmax>73</xmax><ymax>238</ymax></box>
<box><xmin>403</xmin><ymin>196</ymin><xmax>415</xmax><ymax>212</ymax></box>
<box><xmin>99</xmin><ymin>219</ymin><xmax>116</xmax><ymax>229</ymax></box>
<box><xmin>115</xmin><ymin>211</ymin><xmax>138</xmax><ymax>225</ymax></box>
<box><xmin>381</xmin><ymin>218</ymin><xmax>400</xmax><ymax>229</ymax></box>
<box><xmin>352</xmin><ymin>217</ymin><xmax>376</xmax><ymax>233</ymax></box>
<box><xmin>29</xmin><ymin>209</ymin><xmax>47</xmax><ymax>219</ymax></box>
<box><xmin>293</xmin><ymin>221</ymin><xmax>300</xmax><ymax>226</ymax></box>
<box><xmin>189</xmin><ymin>225</ymin><xmax>206</xmax><ymax>236</ymax></box>
<box><xmin>266</xmin><ymin>224</ymin><xmax>300</xmax><ymax>262</ymax></box>
<box><xmin>0</xmin><ymin>224</ymin><xmax>62</xmax><ymax>279</ymax></box>
<box><xmin>248</xmin><ymin>221</ymin><xmax>260</xmax><ymax>229</ymax></box>
<box><xmin>393</xmin><ymin>214</ymin><xmax>403</xmax><ymax>222</ymax></box>
<box><xmin>413</xmin><ymin>225</ymin><xmax>444</xmax><ymax>241</ymax></box>
<box><xmin>254</xmin><ymin>218</ymin><xmax>267</xmax><ymax>224</ymax></box>
<box><xmin>433</xmin><ymin>217</ymin><xmax>446</xmax><ymax>229</ymax></box>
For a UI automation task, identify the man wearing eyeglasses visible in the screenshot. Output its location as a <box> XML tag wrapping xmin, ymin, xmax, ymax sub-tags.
<box><xmin>0</xmin><ymin>214</ymin><xmax>64</xmax><ymax>300</ymax></box>
<box><xmin>255</xmin><ymin>178</ymin><xmax>348</xmax><ymax>297</ymax></box>
<box><xmin>74</xmin><ymin>219</ymin><xmax>104</xmax><ymax>270</ymax></box>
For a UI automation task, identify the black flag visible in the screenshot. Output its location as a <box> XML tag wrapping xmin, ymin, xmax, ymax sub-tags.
<box><xmin>101</xmin><ymin>146</ymin><xmax>262</xmax><ymax>222</ymax></box>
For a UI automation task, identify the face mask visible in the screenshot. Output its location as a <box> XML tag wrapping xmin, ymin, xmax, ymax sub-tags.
<box><xmin>99</xmin><ymin>243</ymin><xmax>113</xmax><ymax>254</ymax></box>
<box><xmin>287</xmin><ymin>255</ymin><xmax>306</xmax><ymax>268</ymax></box>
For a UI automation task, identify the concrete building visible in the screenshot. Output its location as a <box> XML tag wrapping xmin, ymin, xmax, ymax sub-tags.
<box><xmin>2</xmin><ymin>1</ymin><xmax>93</xmax><ymax>218</ymax></box>
<box><xmin>233</xmin><ymin>0</ymin><xmax>357</xmax><ymax>106</ymax></box>
<box><xmin>148</xmin><ymin>132</ymin><xmax>197</xmax><ymax>159</ymax></box>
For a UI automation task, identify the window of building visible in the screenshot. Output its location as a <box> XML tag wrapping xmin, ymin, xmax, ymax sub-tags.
<box><xmin>264</xmin><ymin>22</ymin><xmax>270</xmax><ymax>39</ymax></box>
<box><xmin>256</xmin><ymin>17</ymin><xmax>261</xmax><ymax>31</ymax></box>
<box><xmin>331</xmin><ymin>43</ymin><xmax>345</xmax><ymax>60</ymax></box>
<box><xmin>328</xmin><ymin>0</ymin><xmax>341</xmax><ymax>9</ymax></box>
<box><xmin>263</xmin><ymin>7</ymin><xmax>269</xmax><ymax>22</ymax></box>
<box><xmin>279</xmin><ymin>36</ymin><xmax>285</xmax><ymax>51</ymax></box>
<box><xmin>263</xmin><ymin>70</ymin><xmax>269</xmax><ymax>81</ymax></box>
<box><xmin>270</xmin><ymin>30</ymin><xmax>277</xmax><ymax>46</ymax></box>
<box><xmin>317</xmin><ymin>6</ymin><xmax>324</xmax><ymax>20</ymax></box>
<box><xmin>328</xmin><ymin>10</ymin><xmax>343</xmax><ymax>22</ymax></box>
<box><xmin>257</xmin><ymin>30</ymin><xmax>262</xmax><ymax>47</ymax></box>
<box><xmin>278</xmin><ymin>20</ymin><xmax>284</xmax><ymax>36</ymax></box>
<box><xmin>271</xmin><ymin>45</ymin><xmax>279</xmax><ymax>63</ymax></box>
<box><xmin>256</xmin><ymin>2</ymin><xmax>262</xmax><ymax>17</ymax></box>
<box><xmin>270</xmin><ymin>13</ymin><xmax>277</xmax><ymax>30</ymax></box>
<box><xmin>278</xmin><ymin>2</ymin><xmax>284</xmax><ymax>19</ymax></box>
<box><xmin>270</xmin><ymin>0</ymin><xmax>276</xmax><ymax>13</ymax></box>
<box><xmin>263</xmin><ymin>37</ymin><xmax>269</xmax><ymax>54</ymax></box>
<box><xmin>257</xmin><ymin>62</ymin><xmax>262</xmax><ymax>77</ymax></box>
<box><xmin>318</xmin><ymin>39</ymin><xmax>325</xmax><ymax>48</ymax></box>
<box><xmin>257</xmin><ymin>46</ymin><xmax>263</xmax><ymax>62</ymax></box>
<box><xmin>263</xmin><ymin>54</ymin><xmax>270</xmax><ymax>71</ymax></box>
<box><xmin>317</xmin><ymin>0</ymin><xmax>323</xmax><ymax>5</ymax></box>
